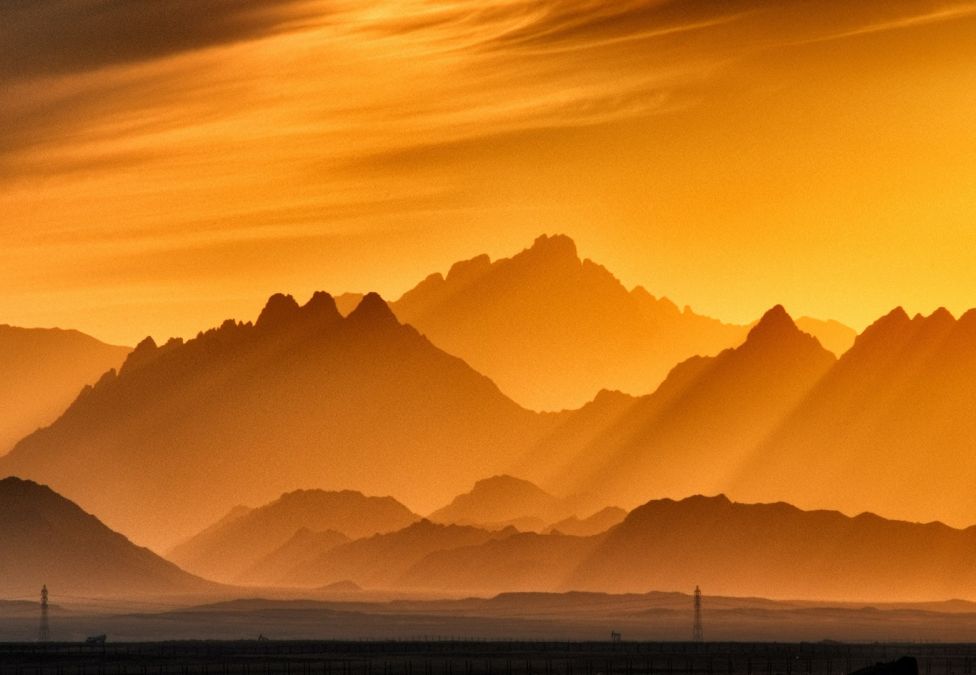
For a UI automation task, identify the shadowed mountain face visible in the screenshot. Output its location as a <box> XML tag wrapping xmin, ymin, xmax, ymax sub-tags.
<box><xmin>566</xmin><ymin>494</ymin><xmax>976</xmax><ymax>601</ymax></box>
<box><xmin>0</xmin><ymin>477</ymin><xmax>210</xmax><ymax>597</ymax></box>
<box><xmin>313</xmin><ymin>494</ymin><xmax>976</xmax><ymax>601</ymax></box>
<box><xmin>168</xmin><ymin>489</ymin><xmax>418</xmax><ymax>582</ymax></box>
<box><xmin>521</xmin><ymin>306</ymin><xmax>837</xmax><ymax>509</ymax></box>
<box><xmin>732</xmin><ymin>307</ymin><xmax>976</xmax><ymax>528</ymax></box>
<box><xmin>237</xmin><ymin>528</ymin><xmax>350</xmax><ymax>586</ymax></box>
<box><xmin>0</xmin><ymin>292</ymin><xmax>552</xmax><ymax>550</ymax></box>
<box><xmin>428</xmin><ymin>475</ymin><xmax>579</xmax><ymax>529</ymax></box>
<box><xmin>0</xmin><ymin>326</ymin><xmax>129</xmax><ymax>454</ymax></box>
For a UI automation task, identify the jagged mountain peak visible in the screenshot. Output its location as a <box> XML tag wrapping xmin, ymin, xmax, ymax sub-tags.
<box><xmin>747</xmin><ymin>305</ymin><xmax>796</xmax><ymax>339</ymax></box>
<box><xmin>445</xmin><ymin>254</ymin><xmax>491</xmax><ymax>284</ymax></box>
<box><xmin>347</xmin><ymin>292</ymin><xmax>398</xmax><ymax>326</ymax></box>
<box><xmin>256</xmin><ymin>293</ymin><xmax>301</xmax><ymax>328</ymax></box>
<box><xmin>302</xmin><ymin>291</ymin><xmax>343</xmax><ymax>323</ymax></box>
<box><xmin>528</xmin><ymin>233</ymin><xmax>579</xmax><ymax>261</ymax></box>
<box><xmin>917</xmin><ymin>306</ymin><xmax>955</xmax><ymax>324</ymax></box>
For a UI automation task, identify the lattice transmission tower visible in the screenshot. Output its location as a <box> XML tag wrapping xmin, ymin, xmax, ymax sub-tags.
<box><xmin>692</xmin><ymin>585</ymin><xmax>704</xmax><ymax>643</ymax></box>
<box><xmin>39</xmin><ymin>585</ymin><xmax>50</xmax><ymax>643</ymax></box>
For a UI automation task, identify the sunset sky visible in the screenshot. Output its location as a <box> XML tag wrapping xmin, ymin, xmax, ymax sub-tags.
<box><xmin>4</xmin><ymin>0</ymin><xmax>976</xmax><ymax>345</ymax></box>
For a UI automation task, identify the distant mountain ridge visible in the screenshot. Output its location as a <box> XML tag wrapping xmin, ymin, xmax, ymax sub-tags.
<box><xmin>0</xmin><ymin>477</ymin><xmax>211</xmax><ymax>597</ymax></box>
<box><xmin>336</xmin><ymin>235</ymin><xmax>853</xmax><ymax>410</ymax></box>
<box><xmin>0</xmin><ymin>325</ymin><xmax>130</xmax><ymax>453</ymax></box>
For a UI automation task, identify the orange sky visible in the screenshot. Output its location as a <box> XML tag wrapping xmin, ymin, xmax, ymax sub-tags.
<box><xmin>3</xmin><ymin>0</ymin><xmax>976</xmax><ymax>345</ymax></box>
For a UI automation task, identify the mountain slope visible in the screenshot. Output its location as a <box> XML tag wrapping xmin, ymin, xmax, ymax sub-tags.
<box><xmin>168</xmin><ymin>489</ymin><xmax>418</xmax><ymax>582</ymax></box>
<box><xmin>795</xmin><ymin>317</ymin><xmax>856</xmax><ymax>356</ymax></box>
<box><xmin>733</xmin><ymin>307</ymin><xmax>976</xmax><ymax>527</ymax></box>
<box><xmin>0</xmin><ymin>292</ymin><xmax>552</xmax><ymax>549</ymax></box>
<box><xmin>237</xmin><ymin>528</ymin><xmax>350</xmax><ymax>586</ymax></box>
<box><xmin>283</xmin><ymin>519</ymin><xmax>515</xmax><ymax>588</ymax></box>
<box><xmin>545</xmin><ymin>507</ymin><xmax>628</xmax><ymax>536</ymax></box>
<box><xmin>390</xmin><ymin>234</ymin><xmax>751</xmax><ymax>410</ymax></box>
<box><xmin>428</xmin><ymin>475</ymin><xmax>578</xmax><ymax>527</ymax></box>
<box><xmin>0</xmin><ymin>477</ymin><xmax>211</xmax><ymax>597</ymax></box>
<box><xmin>0</xmin><ymin>326</ymin><xmax>129</xmax><ymax>453</ymax></box>
<box><xmin>523</xmin><ymin>306</ymin><xmax>837</xmax><ymax>508</ymax></box>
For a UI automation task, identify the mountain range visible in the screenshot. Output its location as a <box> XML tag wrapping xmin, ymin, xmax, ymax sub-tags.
<box><xmin>0</xmin><ymin>292</ymin><xmax>551</xmax><ymax>549</ymax></box>
<box><xmin>227</xmin><ymin>489</ymin><xmax>976</xmax><ymax>602</ymax></box>
<box><xmin>9</xmin><ymin>472</ymin><xmax>976</xmax><ymax>603</ymax></box>
<box><xmin>5</xmin><ymin>231</ymin><xmax>976</xmax><ymax>570</ymax></box>
<box><xmin>0</xmin><ymin>477</ymin><xmax>210</xmax><ymax>597</ymax></box>
<box><xmin>168</xmin><ymin>489</ymin><xmax>419</xmax><ymax>582</ymax></box>
<box><xmin>0</xmin><ymin>325</ymin><xmax>129</xmax><ymax>454</ymax></box>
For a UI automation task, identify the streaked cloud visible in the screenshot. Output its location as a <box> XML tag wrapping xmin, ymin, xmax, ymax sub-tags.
<box><xmin>2</xmin><ymin>0</ymin><xmax>976</xmax><ymax>343</ymax></box>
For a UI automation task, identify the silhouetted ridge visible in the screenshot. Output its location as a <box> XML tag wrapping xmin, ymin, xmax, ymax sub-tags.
<box><xmin>119</xmin><ymin>335</ymin><xmax>183</xmax><ymax>375</ymax></box>
<box><xmin>959</xmin><ymin>308</ymin><xmax>976</xmax><ymax>329</ymax></box>
<box><xmin>854</xmin><ymin>307</ymin><xmax>912</xmax><ymax>348</ymax></box>
<box><xmin>526</xmin><ymin>233</ymin><xmax>580</xmax><ymax>267</ymax></box>
<box><xmin>446</xmin><ymin>254</ymin><xmax>491</xmax><ymax>284</ymax></box>
<box><xmin>347</xmin><ymin>292</ymin><xmax>398</xmax><ymax>326</ymax></box>
<box><xmin>532</xmin><ymin>233</ymin><xmax>577</xmax><ymax>256</ymax></box>
<box><xmin>256</xmin><ymin>293</ymin><xmax>301</xmax><ymax>328</ymax></box>
<box><xmin>746</xmin><ymin>305</ymin><xmax>797</xmax><ymax>342</ymax></box>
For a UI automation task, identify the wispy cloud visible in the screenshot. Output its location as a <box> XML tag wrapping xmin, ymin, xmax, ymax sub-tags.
<box><xmin>3</xmin><ymin>0</ymin><xmax>976</xmax><ymax>341</ymax></box>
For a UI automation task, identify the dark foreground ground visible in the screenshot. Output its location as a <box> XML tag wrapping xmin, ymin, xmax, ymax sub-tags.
<box><xmin>0</xmin><ymin>641</ymin><xmax>966</xmax><ymax>675</ymax></box>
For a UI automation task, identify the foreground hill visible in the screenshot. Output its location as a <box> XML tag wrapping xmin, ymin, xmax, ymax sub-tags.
<box><xmin>733</xmin><ymin>307</ymin><xmax>976</xmax><ymax>527</ymax></box>
<box><xmin>428</xmin><ymin>475</ymin><xmax>579</xmax><ymax>528</ymax></box>
<box><xmin>522</xmin><ymin>306</ymin><xmax>837</xmax><ymax>508</ymax></box>
<box><xmin>169</xmin><ymin>489</ymin><xmax>418</xmax><ymax>582</ymax></box>
<box><xmin>0</xmin><ymin>325</ymin><xmax>129</xmax><ymax>453</ymax></box>
<box><xmin>0</xmin><ymin>293</ymin><xmax>551</xmax><ymax>549</ymax></box>
<box><xmin>0</xmin><ymin>477</ymin><xmax>210</xmax><ymax>597</ymax></box>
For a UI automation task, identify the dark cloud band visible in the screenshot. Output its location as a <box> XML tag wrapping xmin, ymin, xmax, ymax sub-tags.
<box><xmin>0</xmin><ymin>0</ymin><xmax>318</xmax><ymax>81</ymax></box>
